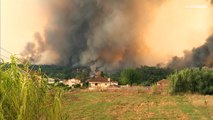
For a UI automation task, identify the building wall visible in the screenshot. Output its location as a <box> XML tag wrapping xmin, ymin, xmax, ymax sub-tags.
<box><xmin>63</xmin><ymin>79</ymin><xmax>82</xmax><ymax>87</ymax></box>
<box><xmin>89</xmin><ymin>82</ymin><xmax>110</xmax><ymax>90</ymax></box>
<box><xmin>111</xmin><ymin>82</ymin><xmax>118</xmax><ymax>86</ymax></box>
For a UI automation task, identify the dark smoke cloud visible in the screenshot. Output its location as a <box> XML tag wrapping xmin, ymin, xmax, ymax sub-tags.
<box><xmin>22</xmin><ymin>0</ymin><xmax>164</xmax><ymax>71</ymax></box>
<box><xmin>21</xmin><ymin>32</ymin><xmax>46</xmax><ymax>62</ymax></box>
<box><xmin>168</xmin><ymin>35</ymin><xmax>213</xmax><ymax>69</ymax></box>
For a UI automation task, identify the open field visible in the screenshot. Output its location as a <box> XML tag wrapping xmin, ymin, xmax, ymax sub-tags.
<box><xmin>62</xmin><ymin>91</ymin><xmax>213</xmax><ymax>120</ymax></box>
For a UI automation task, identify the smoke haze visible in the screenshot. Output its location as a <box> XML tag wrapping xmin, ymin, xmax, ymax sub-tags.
<box><xmin>168</xmin><ymin>0</ymin><xmax>213</xmax><ymax>69</ymax></box>
<box><xmin>168</xmin><ymin>35</ymin><xmax>213</xmax><ymax>69</ymax></box>
<box><xmin>21</xmin><ymin>0</ymin><xmax>213</xmax><ymax>71</ymax></box>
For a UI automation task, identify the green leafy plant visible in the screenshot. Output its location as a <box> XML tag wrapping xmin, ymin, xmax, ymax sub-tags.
<box><xmin>168</xmin><ymin>68</ymin><xmax>213</xmax><ymax>95</ymax></box>
<box><xmin>0</xmin><ymin>56</ymin><xmax>65</xmax><ymax>120</ymax></box>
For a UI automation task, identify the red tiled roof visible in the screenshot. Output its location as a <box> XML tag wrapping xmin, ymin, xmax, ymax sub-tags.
<box><xmin>88</xmin><ymin>76</ymin><xmax>109</xmax><ymax>83</ymax></box>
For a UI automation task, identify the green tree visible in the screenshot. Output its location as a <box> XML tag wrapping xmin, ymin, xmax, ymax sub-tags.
<box><xmin>138</xmin><ymin>66</ymin><xmax>173</xmax><ymax>86</ymax></box>
<box><xmin>76</xmin><ymin>72</ymin><xmax>89</xmax><ymax>82</ymax></box>
<box><xmin>119</xmin><ymin>68</ymin><xmax>141</xmax><ymax>85</ymax></box>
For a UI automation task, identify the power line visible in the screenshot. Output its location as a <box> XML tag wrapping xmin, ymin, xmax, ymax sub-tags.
<box><xmin>0</xmin><ymin>54</ymin><xmax>10</xmax><ymax>60</ymax></box>
<box><xmin>0</xmin><ymin>47</ymin><xmax>22</xmax><ymax>58</ymax></box>
<box><xmin>0</xmin><ymin>56</ymin><xmax>34</xmax><ymax>75</ymax></box>
<box><xmin>0</xmin><ymin>47</ymin><xmax>23</xmax><ymax>61</ymax></box>
<box><xmin>0</xmin><ymin>55</ymin><xmax>10</xmax><ymax>63</ymax></box>
<box><xmin>0</xmin><ymin>47</ymin><xmax>14</xmax><ymax>55</ymax></box>
<box><xmin>0</xmin><ymin>48</ymin><xmax>39</xmax><ymax>73</ymax></box>
<box><xmin>0</xmin><ymin>52</ymin><xmax>21</xmax><ymax>62</ymax></box>
<box><xmin>0</xmin><ymin>54</ymin><xmax>38</xmax><ymax>74</ymax></box>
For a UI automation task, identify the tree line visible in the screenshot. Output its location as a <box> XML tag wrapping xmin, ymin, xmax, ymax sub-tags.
<box><xmin>5</xmin><ymin>63</ymin><xmax>213</xmax><ymax>95</ymax></box>
<box><xmin>118</xmin><ymin>66</ymin><xmax>173</xmax><ymax>86</ymax></box>
<box><xmin>25</xmin><ymin>65</ymin><xmax>173</xmax><ymax>86</ymax></box>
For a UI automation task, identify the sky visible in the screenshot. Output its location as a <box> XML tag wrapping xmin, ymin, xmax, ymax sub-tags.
<box><xmin>144</xmin><ymin>0</ymin><xmax>213</xmax><ymax>63</ymax></box>
<box><xmin>1</xmin><ymin>0</ymin><xmax>47</xmax><ymax>59</ymax></box>
<box><xmin>1</xmin><ymin>0</ymin><xmax>213</xmax><ymax>65</ymax></box>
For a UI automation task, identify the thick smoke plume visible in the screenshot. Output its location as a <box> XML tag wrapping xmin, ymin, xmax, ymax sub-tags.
<box><xmin>21</xmin><ymin>0</ymin><xmax>213</xmax><ymax>71</ymax></box>
<box><xmin>168</xmin><ymin>0</ymin><xmax>213</xmax><ymax>69</ymax></box>
<box><xmin>22</xmin><ymin>0</ymin><xmax>163</xmax><ymax>71</ymax></box>
<box><xmin>168</xmin><ymin>35</ymin><xmax>213</xmax><ymax>69</ymax></box>
<box><xmin>21</xmin><ymin>32</ymin><xmax>46</xmax><ymax>62</ymax></box>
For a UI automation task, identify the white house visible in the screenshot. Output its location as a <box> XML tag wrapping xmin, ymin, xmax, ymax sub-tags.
<box><xmin>87</xmin><ymin>76</ymin><xmax>111</xmax><ymax>90</ymax></box>
<box><xmin>48</xmin><ymin>78</ymin><xmax>55</xmax><ymax>84</ymax></box>
<box><xmin>63</xmin><ymin>78</ymin><xmax>82</xmax><ymax>88</ymax></box>
<box><xmin>87</xmin><ymin>77</ymin><xmax>119</xmax><ymax>90</ymax></box>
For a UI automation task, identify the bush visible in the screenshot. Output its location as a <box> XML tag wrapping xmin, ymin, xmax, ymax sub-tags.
<box><xmin>119</xmin><ymin>68</ymin><xmax>141</xmax><ymax>85</ymax></box>
<box><xmin>150</xmin><ymin>84</ymin><xmax>158</xmax><ymax>94</ymax></box>
<box><xmin>0</xmin><ymin>57</ymin><xmax>65</xmax><ymax>120</ymax></box>
<box><xmin>168</xmin><ymin>68</ymin><xmax>213</xmax><ymax>95</ymax></box>
<box><xmin>73</xmin><ymin>84</ymin><xmax>81</xmax><ymax>88</ymax></box>
<box><xmin>138</xmin><ymin>66</ymin><xmax>173</xmax><ymax>86</ymax></box>
<box><xmin>54</xmin><ymin>83</ymin><xmax>72</xmax><ymax>91</ymax></box>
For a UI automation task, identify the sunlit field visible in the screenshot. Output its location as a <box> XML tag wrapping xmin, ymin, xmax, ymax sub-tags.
<box><xmin>62</xmin><ymin>91</ymin><xmax>213</xmax><ymax>120</ymax></box>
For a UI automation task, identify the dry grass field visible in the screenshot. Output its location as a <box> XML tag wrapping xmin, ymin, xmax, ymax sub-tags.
<box><xmin>62</xmin><ymin>90</ymin><xmax>213</xmax><ymax>120</ymax></box>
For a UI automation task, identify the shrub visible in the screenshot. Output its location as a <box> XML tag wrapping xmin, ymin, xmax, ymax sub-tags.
<box><xmin>150</xmin><ymin>84</ymin><xmax>158</xmax><ymax>94</ymax></box>
<box><xmin>0</xmin><ymin>57</ymin><xmax>65</xmax><ymax>120</ymax></box>
<box><xmin>168</xmin><ymin>68</ymin><xmax>213</xmax><ymax>95</ymax></box>
<box><xmin>119</xmin><ymin>68</ymin><xmax>142</xmax><ymax>85</ymax></box>
<box><xmin>54</xmin><ymin>83</ymin><xmax>72</xmax><ymax>91</ymax></box>
<box><xmin>73</xmin><ymin>84</ymin><xmax>81</xmax><ymax>88</ymax></box>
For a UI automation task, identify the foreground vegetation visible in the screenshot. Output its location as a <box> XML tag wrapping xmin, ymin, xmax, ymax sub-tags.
<box><xmin>169</xmin><ymin>68</ymin><xmax>213</xmax><ymax>95</ymax></box>
<box><xmin>0</xmin><ymin>57</ymin><xmax>65</xmax><ymax>120</ymax></box>
<box><xmin>1</xmin><ymin>57</ymin><xmax>213</xmax><ymax>120</ymax></box>
<box><xmin>62</xmin><ymin>91</ymin><xmax>213</xmax><ymax>120</ymax></box>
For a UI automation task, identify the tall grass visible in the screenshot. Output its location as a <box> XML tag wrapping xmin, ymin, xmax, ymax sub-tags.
<box><xmin>0</xmin><ymin>57</ymin><xmax>65</xmax><ymax>120</ymax></box>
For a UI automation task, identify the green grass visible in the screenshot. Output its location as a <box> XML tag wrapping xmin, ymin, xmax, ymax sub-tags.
<box><xmin>62</xmin><ymin>91</ymin><xmax>213</xmax><ymax>120</ymax></box>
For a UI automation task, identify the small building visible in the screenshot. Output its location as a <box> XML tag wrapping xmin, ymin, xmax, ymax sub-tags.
<box><xmin>87</xmin><ymin>70</ymin><xmax>119</xmax><ymax>90</ymax></box>
<box><xmin>48</xmin><ymin>78</ymin><xmax>64</xmax><ymax>84</ymax></box>
<box><xmin>87</xmin><ymin>77</ymin><xmax>119</xmax><ymax>90</ymax></box>
<box><xmin>110</xmin><ymin>81</ymin><xmax>119</xmax><ymax>86</ymax></box>
<box><xmin>63</xmin><ymin>78</ymin><xmax>82</xmax><ymax>88</ymax></box>
<box><xmin>87</xmin><ymin>76</ymin><xmax>111</xmax><ymax>90</ymax></box>
<box><xmin>48</xmin><ymin>78</ymin><xmax>55</xmax><ymax>84</ymax></box>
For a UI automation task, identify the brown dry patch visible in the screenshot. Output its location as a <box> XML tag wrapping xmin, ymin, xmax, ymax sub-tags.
<box><xmin>111</xmin><ymin>103</ymin><xmax>132</xmax><ymax>118</ymax></box>
<box><xmin>187</xmin><ymin>94</ymin><xmax>213</xmax><ymax>119</ymax></box>
<box><xmin>188</xmin><ymin>95</ymin><xmax>213</xmax><ymax>107</ymax></box>
<box><xmin>175</xmin><ymin>113</ymin><xmax>190</xmax><ymax>120</ymax></box>
<box><xmin>159</xmin><ymin>101</ymin><xmax>177</xmax><ymax>106</ymax></box>
<box><xmin>159</xmin><ymin>110</ymin><xmax>189</xmax><ymax>120</ymax></box>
